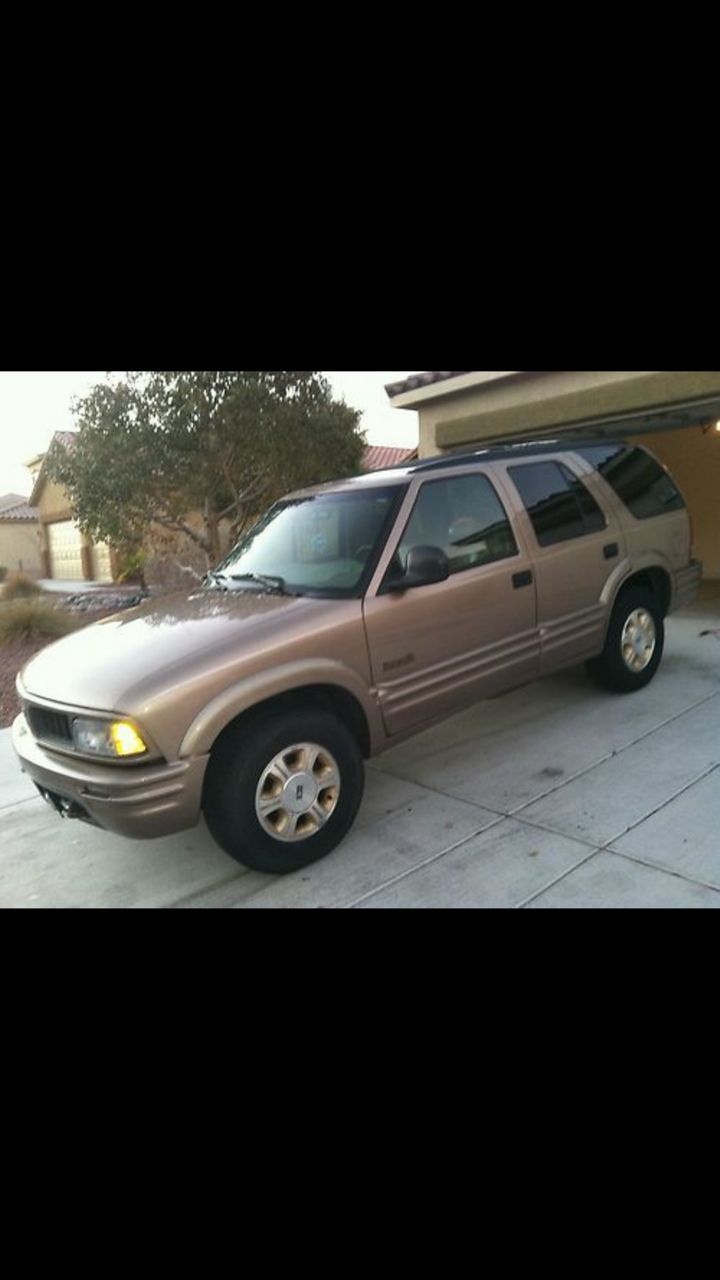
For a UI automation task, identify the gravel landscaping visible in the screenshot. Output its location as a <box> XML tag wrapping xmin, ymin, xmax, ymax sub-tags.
<box><xmin>0</xmin><ymin>591</ymin><xmax>145</xmax><ymax>729</ymax></box>
<box><xmin>0</xmin><ymin>634</ymin><xmax>51</xmax><ymax>727</ymax></box>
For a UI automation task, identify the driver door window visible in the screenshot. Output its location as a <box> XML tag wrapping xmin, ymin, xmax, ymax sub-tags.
<box><xmin>396</xmin><ymin>473</ymin><xmax>519</xmax><ymax>576</ymax></box>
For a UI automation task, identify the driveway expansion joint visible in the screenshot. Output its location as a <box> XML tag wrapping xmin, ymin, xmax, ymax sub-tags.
<box><xmin>601</xmin><ymin>845</ymin><xmax>720</xmax><ymax>897</ymax></box>
<box><xmin>513</xmin><ymin>847</ymin><xmax>602</xmax><ymax>909</ymax></box>
<box><xmin>602</xmin><ymin>762</ymin><xmax>720</xmax><ymax>849</ymax></box>
<box><xmin>515</xmin><ymin>761</ymin><xmax>720</xmax><ymax>908</ymax></box>
<box><xmin>360</xmin><ymin>691</ymin><xmax>720</xmax><ymax>910</ymax></box>
<box><xmin>507</xmin><ymin>687</ymin><xmax>720</xmax><ymax>819</ymax></box>
<box><xmin>343</xmin><ymin>814</ymin><xmax>507</xmax><ymax>909</ymax></box>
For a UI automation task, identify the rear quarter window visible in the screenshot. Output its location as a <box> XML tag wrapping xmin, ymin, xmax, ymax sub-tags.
<box><xmin>577</xmin><ymin>446</ymin><xmax>685</xmax><ymax>519</ymax></box>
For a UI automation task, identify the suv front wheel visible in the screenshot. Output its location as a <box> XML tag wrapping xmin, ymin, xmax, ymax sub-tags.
<box><xmin>586</xmin><ymin>587</ymin><xmax>665</xmax><ymax>693</ymax></box>
<box><xmin>203</xmin><ymin>708</ymin><xmax>365</xmax><ymax>874</ymax></box>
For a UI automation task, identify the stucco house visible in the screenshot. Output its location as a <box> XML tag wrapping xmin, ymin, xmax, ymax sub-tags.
<box><xmin>26</xmin><ymin>433</ymin><xmax>116</xmax><ymax>582</ymax></box>
<box><xmin>386</xmin><ymin>371</ymin><xmax>720</xmax><ymax>580</ymax></box>
<box><xmin>23</xmin><ymin>434</ymin><xmax>421</xmax><ymax>586</ymax></box>
<box><xmin>0</xmin><ymin>494</ymin><xmax>41</xmax><ymax>577</ymax></box>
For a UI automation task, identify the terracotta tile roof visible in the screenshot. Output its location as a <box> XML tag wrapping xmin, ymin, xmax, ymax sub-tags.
<box><xmin>53</xmin><ymin>431</ymin><xmax>77</xmax><ymax>450</ymax></box>
<box><xmin>363</xmin><ymin>445</ymin><xmax>418</xmax><ymax>472</ymax></box>
<box><xmin>0</xmin><ymin>493</ymin><xmax>29</xmax><ymax>511</ymax></box>
<box><xmin>385</xmin><ymin>372</ymin><xmax>471</xmax><ymax>398</ymax></box>
<box><xmin>0</xmin><ymin>497</ymin><xmax>38</xmax><ymax>521</ymax></box>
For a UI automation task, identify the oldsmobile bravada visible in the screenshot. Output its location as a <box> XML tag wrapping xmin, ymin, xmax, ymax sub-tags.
<box><xmin>13</xmin><ymin>440</ymin><xmax>701</xmax><ymax>874</ymax></box>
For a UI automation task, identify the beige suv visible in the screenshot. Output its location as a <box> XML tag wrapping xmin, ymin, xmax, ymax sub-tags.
<box><xmin>13</xmin><ymin>440</ymin><xmax>701</xmax><ymax>874</ymax></box>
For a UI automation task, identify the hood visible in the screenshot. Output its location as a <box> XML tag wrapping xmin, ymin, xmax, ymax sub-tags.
<box><xmin>20</xmin><ymin>587</ymin><xmax>332</xmax><ymax>713</ymax></box>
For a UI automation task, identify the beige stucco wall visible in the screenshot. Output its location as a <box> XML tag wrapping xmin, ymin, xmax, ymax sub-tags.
<box><xmin>637</xmin><ymin>428</ymin><xmax>720</xmax><ymax>579</ymax></box>
<box><xmin>417</xmin><ymin>371</ymin><xmax>720</xmax><ymax>456</ymax></box>
<box><xmin>0</xmin><ymin>522</ymin><xmax>42</xmax><ymax>575</ymax></box>
<box><xmin>36</xmin><ymin>476</ymin><xmax>75</xmax><ymax>523</ymax></box>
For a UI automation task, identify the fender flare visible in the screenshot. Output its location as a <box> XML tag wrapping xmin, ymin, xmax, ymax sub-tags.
<box><xmin>178</xmin><ymin>659</ymin><xmax>383</xmax><ymax>759</ymax></box>
<box><xmin>599</xmin><ymin>555</ymin><xmax>673</xmax><ymax>644</ymax></box>
<box><xmin>602</xmin><ymin>551</ymin><xmax>673</xmax><ymax>607</ymax></box>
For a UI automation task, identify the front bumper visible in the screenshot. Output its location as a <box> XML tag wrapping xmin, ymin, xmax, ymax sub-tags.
<box><xmin>12</xmin><ymin>712</ymin><xmax>209</xmax><ymax>840</ymax></box>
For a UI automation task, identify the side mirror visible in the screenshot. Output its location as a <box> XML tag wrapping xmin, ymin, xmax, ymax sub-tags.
<box><xmin>384</xmin><ymin>545</ymin><xmax>450</xmax><ymax>593</ymax></box>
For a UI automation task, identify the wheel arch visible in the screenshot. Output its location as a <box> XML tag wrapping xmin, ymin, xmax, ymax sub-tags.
<box><xmin>613</xmin><ymin>566</ymin><xmax>672</xmax><ymax>618</ymax></box>
<box><xmin>179</xmin><ymin>662</ymin><xmax>379</xmax><ymax>760</ymax></box>
<box><xmin>596</xmin><ymin>564</ymin><xmax>670</xmax><ymax>653</ymax></box>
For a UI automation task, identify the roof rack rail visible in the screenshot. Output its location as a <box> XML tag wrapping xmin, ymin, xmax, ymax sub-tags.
<box><xmin>409</xmin><ymin>438</ymin><xmax>625</xmax><ymax>473</ymax></box>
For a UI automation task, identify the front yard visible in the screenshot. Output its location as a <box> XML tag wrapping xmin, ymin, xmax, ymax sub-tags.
<box><xmin>0</xmin><ymin>585</ymin><xmax>141</xmax><ymax>728</ymax></box>
<box><xmin>0</xmin><ymin>633</ymin><xmax>51</xmax><ymax>728</ymax></box>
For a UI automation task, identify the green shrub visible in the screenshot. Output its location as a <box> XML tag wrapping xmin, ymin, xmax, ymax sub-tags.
<box><xmin>0</xmin><ymin>600</ymin><xmax>79</xmax><ymax>644</ymax></box>
<box><xmin>0</xmin><ymin>566</ymin><xmax>7</xmax><ymax>584</ymax></box>
<box><xmin>2</xmin><ymin>571</ymin><xmax>42</xmax><ymax>600</ymax></box>
<box><xmin>117</xmin><ymin>548</ymin><xmax>147</xmax><ymax>586</ymax></box>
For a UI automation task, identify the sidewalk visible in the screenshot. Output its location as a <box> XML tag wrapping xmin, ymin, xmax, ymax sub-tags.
<box><xmin>1</xmin><ymin>587</ymin><xmax>719</xmax><ymax>908</ymax></box>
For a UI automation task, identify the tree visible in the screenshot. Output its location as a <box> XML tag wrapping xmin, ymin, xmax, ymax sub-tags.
<box><xmin>46</xmin><ymin>371</ymin><xmax>366</xmax><ymax>566</ymax></box>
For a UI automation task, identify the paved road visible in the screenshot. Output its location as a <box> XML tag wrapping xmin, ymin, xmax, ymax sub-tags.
<box><xmin>2</xmin><ymin>590</ymin><xmax>719</xmax><ymax>908</ymax></box>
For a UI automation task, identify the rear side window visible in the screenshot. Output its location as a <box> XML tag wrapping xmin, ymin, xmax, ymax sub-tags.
<box><xmin>577</xmin><ymin>445</ymin><xmax>685</xmax><ymax>519</ymax></box>
<box><xmin>509</xmin><ymin>462</ymin><xmax>606</xmax><ymax>547</ymax></box>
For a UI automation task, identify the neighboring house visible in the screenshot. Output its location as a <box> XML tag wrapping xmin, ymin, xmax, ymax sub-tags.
<box><xmin>27</xmin><ymin>433</ymin><xmax>116</xmax><ymax>583</ymax></box>
<box><xmin>363</xmin><ymin>445</ymin><xmax>418</xmax><ymax>471</ymax></box>
<box><xmin>25</xmin><ymin>429</ymin><xmax>244</xmax><ymax>590</ymax></box>
<box><xmin>21</xmin><ymin>434</ymin><xmax>418</xmax><ymax>586</ymax></box>
<box><xmin>386</xmin><ymin>371</ymin><xmax>720</xmax><ymax>579</ymax></box>
<box><xmin>0</xmin><ymin>494</ymin><xmax>41</xmax><ymax>577</ymax></box>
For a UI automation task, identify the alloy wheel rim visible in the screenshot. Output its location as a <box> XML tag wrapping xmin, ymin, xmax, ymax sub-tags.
<box><xmin>621</xmin><ymin>608</ymin><xmax>657</xmax><ymax>673</ymax></box>
<box><xmin>255</xmin><ymin>743</ymin><xmax>341</xmax><ymax>843</ymax></box>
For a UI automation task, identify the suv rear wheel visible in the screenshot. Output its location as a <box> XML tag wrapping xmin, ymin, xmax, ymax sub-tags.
<box><xmin>203</xmin><ymin>708</ymin><xmax>365</xmax><ymax>874</ymax></box>
<box><xmin>586</xmin><ymin>587</ymin><xmax>664</xmax><ymax>693</ymax></box>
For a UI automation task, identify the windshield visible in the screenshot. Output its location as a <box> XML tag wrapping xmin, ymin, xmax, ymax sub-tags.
<box><xmin>212</xmin><ymin>486</ymin><xmax>405</xmax><ymax>598</ymax></box>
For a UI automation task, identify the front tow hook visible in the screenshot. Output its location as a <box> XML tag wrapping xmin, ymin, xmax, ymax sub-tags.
<box><xmin>37</xmin><ymin>788</ymin><xmax>85</xmax><ymax>820</ymax></box>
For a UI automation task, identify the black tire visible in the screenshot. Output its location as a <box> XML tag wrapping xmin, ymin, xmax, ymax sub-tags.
<box><xmin>586</xmin><ymin>587</ymin><xmax>665</xmax><ymax>693</ymax></box>
<box><xmin>202</xmin><ymin>708</ymin><xmax>365</xmax><ymax>874</ymax></box>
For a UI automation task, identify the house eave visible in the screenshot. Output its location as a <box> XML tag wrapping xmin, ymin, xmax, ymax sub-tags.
<box><xmin>387</xmin><ymin>371</ymin><xmax>528</xmax><ymax>409</ymax></box>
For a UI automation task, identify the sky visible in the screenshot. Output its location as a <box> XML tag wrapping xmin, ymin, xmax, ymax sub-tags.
<box><xmin>0</xmin><ymin>371</ymin><xmax>419</xmax><ymax>498</ymax></box>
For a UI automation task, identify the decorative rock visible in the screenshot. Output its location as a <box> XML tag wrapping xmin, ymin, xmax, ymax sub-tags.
<box><xmin>64</xmin><ymin>591</ymin><xmax>148</xmax><ymax>613</ymax></box>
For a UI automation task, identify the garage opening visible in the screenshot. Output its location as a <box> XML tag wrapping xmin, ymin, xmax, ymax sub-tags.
<box><xmin>47</xmin><ymin>520</ymin><xmax>85</xmax><ymax>580</ymax></box>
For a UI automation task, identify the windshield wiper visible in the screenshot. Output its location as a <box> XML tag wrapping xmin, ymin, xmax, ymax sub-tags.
<box><xmin>228</xmin><ymin>573</ymin><xmax>288</xmax><ymax>595</ymax></box>
<box><xmin>204</xmin><ymin>571</ymin><xmax>229</xmax><ymax>589</ymax></box>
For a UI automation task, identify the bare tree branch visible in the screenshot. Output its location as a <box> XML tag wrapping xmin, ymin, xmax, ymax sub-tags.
<box><xmin>152</xmin><ymin>514</ymin><xmax>213</xmax><ymax>554</ymax></box>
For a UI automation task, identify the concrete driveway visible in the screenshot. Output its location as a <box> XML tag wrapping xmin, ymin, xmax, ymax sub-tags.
<box><xmin>2</xmin><ymin>587</ymin><xmax>719</xmax><ymax>908</ymax></box>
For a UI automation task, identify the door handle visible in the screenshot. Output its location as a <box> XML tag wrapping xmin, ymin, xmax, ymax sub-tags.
<box><xmin>513</xmin><ymin>570</ymin><xmax>533</xmax><ymax>589</ymax></box>
<box><xmin>603</xmin><ymin>543</ymin><xmax>619</xmax><ymax>560</ymax></box>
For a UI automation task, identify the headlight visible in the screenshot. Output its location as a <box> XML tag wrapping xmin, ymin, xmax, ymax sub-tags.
<box><xmin>72</xmin><ymin>717</ymin><xmax>148</xmax><ymax>758</ymax></box>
